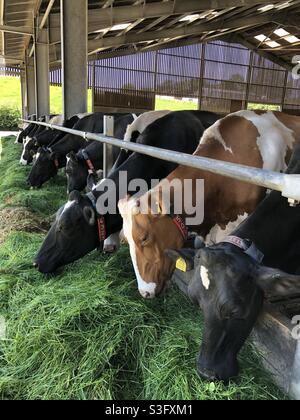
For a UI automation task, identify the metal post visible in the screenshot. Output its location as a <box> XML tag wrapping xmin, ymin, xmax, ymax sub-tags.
<box><xmin>281</xmin><ymin>69</ymin><xmax>289</xmax><ymax>112</ymax></box>
<box><xmin>198</xmin><ymin>43</ymin><xmax>206</xmax><ymax>110</ymax></box>
<box><xmin>20</xmin><ymin>70</ymin><xmax>27</xmax><ymax>119</ymax></box>
<box><xmin>245</xmin><ymin>50</ymin><xmax>254</xmax><ymax>110</ymax></box>
<box><xmin>60</xmin><ymin>0</ymin><xmax>88</xmax><ymax>119</ymax></box>
<box><xmin>153</xmin><ymin>51</ymin><xmax>159</xmax><ymax>110</ymax></box>
<box><xmin>103</xmin><ymin>115</ymin><xmax>115</xmax><ymax>178</ymax></box>
<box><xmin>34</xmin><ymin>27</ymin><xmax>50</xmax><ymax>118</ymax></box>
<box><xmin>25</xmin><ymin>55</ymin><xmax>36</xmax><ymax>117</ymax></box>
<box><xmin>92</xmin><ymin>60</ymin><xmax>96</xmax><ymax>112</ymax></box>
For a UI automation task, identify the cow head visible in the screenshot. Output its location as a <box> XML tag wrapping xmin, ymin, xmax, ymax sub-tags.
<box><xmin>20</xmin><ymin>137</ymin><xmax>38</xmax><ymax>165</ymax></box>
<box><xmin>166</xmin><ymin>243</ymin><xmax>300</xmax><ymax>382</ymax></box>
<box><xmin>27</xmin><ymin>148</ymin><xmax>59</xmax><ymax>188</ymax></box>
<box><xmin>118</xmin><ymin>195</ymin><xmax>185</xmax><ymax>299</ymax></box>
<box><xmin>35</xmin><ymin>191</ymin><xmax>100</xmax><ymax>273</ymax></box>
<box><xmin>66</xmin><ymin>151</ymin><xmax>89</xmax><ymax>193</ymax></box>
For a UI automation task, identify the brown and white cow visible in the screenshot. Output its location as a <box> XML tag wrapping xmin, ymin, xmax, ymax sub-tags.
<box><xmin>119</xmin><ymin>110</ymin><xmax>300</xmax><ymax>298</ymax></box>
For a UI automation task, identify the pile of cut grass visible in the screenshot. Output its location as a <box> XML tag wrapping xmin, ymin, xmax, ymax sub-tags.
<box><xmin>0</xmin><ymin>135</ymin><xmax>286</xmax><ymax>400</ymax></box>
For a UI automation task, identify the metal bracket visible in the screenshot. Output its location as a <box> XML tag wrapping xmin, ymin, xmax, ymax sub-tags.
<box><xmin>282</xmin><ymin>174</ymin><xmax>300</xmax><ymax>205</ymax></box>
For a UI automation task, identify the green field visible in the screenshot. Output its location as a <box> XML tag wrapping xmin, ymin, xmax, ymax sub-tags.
<box><xmin>0</xmin><ymin>76</ymin><xmax>93</xmax><ymax>114</ymax></box>
<box><xmin>0</xmin><ymin>76</ymin><xmax>197</xmax><ymax>114</ymax></box>
<box><xmin>0</xmin><ymin>134</ymin><xmax>286</xmax><ymax>400</ymax></box>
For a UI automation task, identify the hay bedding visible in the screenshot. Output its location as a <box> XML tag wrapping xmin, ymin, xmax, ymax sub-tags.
<box><xmin>0</xmin><ymin>136</ymin><xmax>287</xmax><ymax>400</ymax></box>
<box><xmin>0</xmin><ymin>208</ymin><xmax>50</xmax><ymax>244</ymax></box>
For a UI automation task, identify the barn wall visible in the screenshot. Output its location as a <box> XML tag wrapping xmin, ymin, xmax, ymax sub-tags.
<box><xmin>84</xmin><ymin>40</ymin><xmax>299</xmax><ymax>113</ymax></box>
<box><xmin>5</xmin><ymin>40</ymin><xmax>297</xmax><ymax>114</ymax></box>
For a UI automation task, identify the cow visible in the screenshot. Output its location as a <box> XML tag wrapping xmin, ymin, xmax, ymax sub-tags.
<box><xmin>27</xmin><ymin>113</ymin><xmax>134</xmax><ymax>188</ymax></box>
<box><xmin>20</xmin><ymin>115</ymin><xmax>66</xmax><ymax>165</ymax></box>
<box><xmin>17</xmin><ymin>115</ymin><xmax>57</xmax><ymax>146</ymax></box>
<box><xmin>34</xmin><ymin>110</ymin><xmax>220</xmax><ymax>274</ymax></box>
<box><xmin>166</xmin><ymin>145</ymin><xmax>300</xmax><ymax>383</ymax></box>
<box><xmin>20</xmin><ymin>115</ymin><xmax>85</xmax><ymax>166</ymax></box>
<box><xmin>66</xmin><ymin>110</ymin><xmax>172</xmax><ymax>193</ymax></box>
<box><xmin>15</xmin><ymin>114</ymin><xmax>36</xmax><ymax>144</ymax></box>
<box><xmin>118</xmin><ymin>110</ymin><xmax>300</xmax><ymax>299</ymax></box>
<box><xmin>123</xmin><ymin>110</ymin><xmax>171</xmax><ymax>143</ymax></box>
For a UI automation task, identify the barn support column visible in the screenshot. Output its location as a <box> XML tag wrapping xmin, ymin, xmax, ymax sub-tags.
<box><xmin>60</xmin><ymin>0</ymin><xmax>88</xmax><ymax>119</ymax></box>
<box><xmin>34</xmin><ymin>28</ymin><xmax>50</xmax><ymax>118</ymax></box>
<box><xmin>25</xmin><ymin>56</ymin><xmax>36</xmax><ymax>118</ymax></box>
<box><xmin>20</xmin><ymin>70</ymin><xmax>27</xmax><ymax>119</ymax></box>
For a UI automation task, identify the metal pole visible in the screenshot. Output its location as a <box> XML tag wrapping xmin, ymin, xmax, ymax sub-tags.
<box><xmin>60</xmin><ymin>0</ymin><xmax>88</xmax><ymax>119</ymax></box>
<box><xmin>39</xmin><ymin>0</ymin><xmax>56</xmax><ymax>30</ymax></box>
<box><xmin>34</xmin><ymin>25</ymin><xmax>50</xmax><ymax>118</ymax></box>
<box><xmin>198</xmin><ymin>43</ymin><xmax>205</xmax><ymax>110</ymax></box>
<box><xmin>25</xmin><ymin>55</ymin><xmax>36</xmax><ymax>117</ymax></box>
<box><xmin>21</xmin><ymin>119</ymin><xmax>300</xmax><ymax>203</ymax></box>
<box><xmin>103</xmin><ymin>115</ymin><xmax>115</xmax><ymax>178</ymax></box>
<box><xmin>20</xmin><ymin>70</ymin><xmax>27</xmax><ymax>119</ymax></box>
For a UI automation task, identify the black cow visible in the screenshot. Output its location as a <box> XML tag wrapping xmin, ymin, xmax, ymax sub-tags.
<box><xmin>166</xmin><ymin>146</ymin><xmax>300</xmax><ymax>383</ymax></box>
<box><xmin>27</xmin><ymin>113</ymin><xmax>134</xmax><ymax>188</ymax></box>
<box><xmin>35</xmin><ymin>110</ymin><xmax>220</xmax><ymax>273</ymax></box>
<box><xmin>65</xmin><ymin>114</ymin><xmax>137</xmax><ymax>193</ymax></box>
<box><xmin>16</xmin><ymin>115</ymin><xmax>37</xmax><ymax>144</ymax></box>
<box><xmin>20</xmin><ymin>115</ymin><xmax>81</xmax><ymax>166</ymax></box>
<box><xmin>17</xmin><ymin>115</ymin><xmax>57</xmax><ymax>145</ymax></box>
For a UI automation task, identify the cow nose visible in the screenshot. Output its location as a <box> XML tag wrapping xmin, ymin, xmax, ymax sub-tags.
<box><xmin>139</xmin><ymin>289</ymin><xmax>155</xmax><ymax>299</ymax></box>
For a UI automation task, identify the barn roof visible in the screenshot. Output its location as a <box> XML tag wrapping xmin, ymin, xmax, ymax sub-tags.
<box><xmin>0</xmin><ymin>0</ymin><xmax>300</xmax><ymax>70</ymax></box>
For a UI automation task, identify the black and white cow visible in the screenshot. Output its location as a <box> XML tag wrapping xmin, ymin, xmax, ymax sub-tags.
<box><xmin>20</xmin><ymin>115</ymin><xmax>84</xmax><ymax>166</ymax></box>
<box><xmin>27</xmin><ymin>113</ymin><xmax>135</xmax><ymax>188</ymax></box>
<box><xmin>20</xmin><ymin>115</ymin><xmax>68</xmax><ymax>165</ymax></box>
<box><xmin>66</xmin><ymin>110</ymin><xmax>171</xmax><ymax>193</ymax></box>
<box><xmin>15</xmin><ymin>114</ymin><xmax>37</xmax><ymax>144</ymax></box>
<box><xmin>17</xmin><ymin>120</ymin><xmax>42</xmax><ymax>147</ymax></box>
<box><xmin>34</xmin><ymin>110</ymin><xmax>220</xmax><ymax>273</ymax></box>
<box><xmin>166</xmin><ymin>146</ymin><xmax>300</xmax><ymax>383</ymax></box>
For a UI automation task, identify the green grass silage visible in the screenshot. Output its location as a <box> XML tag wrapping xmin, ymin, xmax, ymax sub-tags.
<box><xmin>0</xmin><ymin>135</ymin><xmax>286</xmax><ymax>400</ymax></box>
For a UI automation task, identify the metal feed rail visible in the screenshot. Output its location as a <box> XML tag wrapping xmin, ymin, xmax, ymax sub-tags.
<box><xmin>22</xmin><ymin>118</ymin><xmax>300</xmax><ymax>204</ymax></box>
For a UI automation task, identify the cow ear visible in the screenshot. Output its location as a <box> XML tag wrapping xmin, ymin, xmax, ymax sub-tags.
<box><xmin>86</xmin><ymin>171</ymin><xmax>103</xmax><ymax>192</ymax></box>
<box><xmin>165</xmin><ymin>249</ymin><xmax>195</xmax><ymax>272</ymax></box>
<box><xmin>83</xmin><ymin>206</ymin><xmax>96</xmax><ymax>226</ymax></box>
<box><xmin>256</xmin><ymin>266</ymin><xmax>300</xmax><ymax>297</ymax></box>
<box><xmin>194</xmin><ymin>236</ymin><xmax>206</xmax><ymax>250</ymax></box>
<box><xmin>68</xmin><ymin>151</ymin><xmax>78</xmax><ymax>162</ymax></box>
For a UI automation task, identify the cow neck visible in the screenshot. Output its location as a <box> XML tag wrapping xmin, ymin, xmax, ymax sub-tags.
<box><xmin>87</xmin><ymin>192</ymin><xmax>107</xmax><ymax>244</ymax></box>
<box><xmin>81</xmin><ymin>149</ymin><xmax>97</xmax><ymax>175</ymax></box>
<box><xmin>168</xmin><ymin>204</ymin><xmax>189</xmax><ymax>241</ymax></box>
<box><xmin>221</xmin><ymin>236</ymin><xmax>264</xmax><ymax>263</ymax></box>
<box><xmin>155</xmin><ymin>165</ymin><xmax>214</xmax><ymax>236</ymax></box>
<box><xmin>52</xmin><ymin>155</ymin><xmax>65</xmax><ymax>170</ymax></box>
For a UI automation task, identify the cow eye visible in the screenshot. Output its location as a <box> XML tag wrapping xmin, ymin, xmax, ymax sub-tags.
<box><xmin>219</xmin><ymin>303</ymin><xmax>244</xmax><ymax>320</ymax></box>
<box><xmin>141</xmin><ymin>235</ymin><xmax>150</xmax><ymax>246</ymax></box>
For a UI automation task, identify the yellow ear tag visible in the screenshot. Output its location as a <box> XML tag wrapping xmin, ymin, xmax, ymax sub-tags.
<box><xmin>156</xmin><ymin>202</ymin><xmax>162</xmax><ymax>215</ymax></box>
<box><xmin>176</xmin><ymin>258</ymin><xmax>187</xmax><ymax>272</ymax></box>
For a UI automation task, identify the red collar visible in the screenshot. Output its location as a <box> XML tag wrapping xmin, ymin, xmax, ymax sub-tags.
<box><xmin>97</xmin><ymin>216</ymin><xmax>106</xmax><ymax>242</ymax></box>
<box><xmin>85</xmin><ymin>158</ymin><xmax>95</xmax><ymax>172</ymax></box>
<box><xmin>172</xmin><ymin>215</ymin><xmax>188</xmax><ymax>241</ymax></box>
